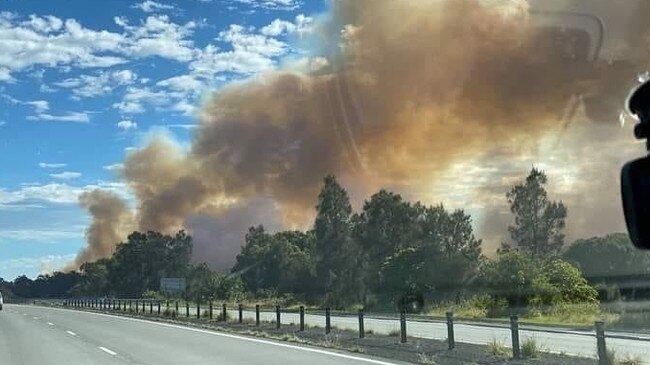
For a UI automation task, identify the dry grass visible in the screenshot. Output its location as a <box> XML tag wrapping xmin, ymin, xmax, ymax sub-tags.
<box><xmin>618</xmin><ymin>354</ymin><xmax>643</xmax><ymax>365</ymax></box>
<box><xmin>521</xmin><ymin>337</ymin><xmax>544</xmax><ymax>358</ymax></box>
<box><xmin>486</xmin><ymin>339</ymin><xmax>510</xmax><ymax>357</ymax></box>
<box><xmin>417</xmin><ymin>353</ymin><xmax>437</xmax><ymax>364</ymax></box>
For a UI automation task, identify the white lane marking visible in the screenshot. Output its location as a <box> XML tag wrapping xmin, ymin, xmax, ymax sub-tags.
<box><xmin>33</xmin><ymin>317</ymin><xmax>40</xmax><ymax>320</ymax></box>
<box><xmin>26</xmin><ymin>306</ymin><xmax>397</xmax><ymax>365</ymax></box>
<box><xmin>99</xmin><ymin>346</ymin><xmax>117</xmax><ymax>356</ymax></box>
<box><xmin>47</xmin><ymin>322</ymin><xmax>55</xmax><ymax>326</ymax></box>
<box><xmin>66</xmin><ymin>330</ymin><xmax>76</xmax><ymax>336</ymax></box>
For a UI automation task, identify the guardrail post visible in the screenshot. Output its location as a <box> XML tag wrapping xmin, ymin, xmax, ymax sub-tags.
<box><xmin>358</xmin><ymin>309</ymin><xmax>365</xmax><ymax>338</ymax></box>
<box><xmin>197</xmin><ymin>301</ymin><xmax>201</xmax><ymax>319</ymax></box>
<box><xmin>136</xmin><ymin>300</ymin><xmax>139</xmax><ymax>313</ymax></box>
<box><xmin>596</xmin><ymin>321</ymin><xmax>608</xmax><ymax>365</ymax></box>
<box><xmin>255</xmin><ymin>304</ymin><xmax>260</xmax><ymax>326</ymax></box>
<box><xmin>222</xmin><ymin>303</ymin><xmax>227</xmax><ymax>322</ymax></box>
<box><xmin>238</xmin><ymin>304</ymin><xmax>243</xmax><ymax>323</ymax></box>
<box><xmin>276</xmin><ymin>305</ymin><xmax>281</xmax><ymax>329</ymax></box>
<box><xmin>510</xmin><ymin>315</ymin><xmax>521</xmax><ymax>359</ymax></box>
<box><xmin>149</xmin><ymin>301</ymin><xmax>153</xmax><ymax>314</ymax></box>
<box><xmin>299</xmin><ymin>306</ymin><xmax>305</xmax><ymax>331</ymax></box>
<box><xmin>157</xmin><ymin>301</ymin><xmax>161</xmax><ymax>315</ymax></box>
<box><xmin>166</xmin><ymin>300</ymin><xmax>169</xmax><ymax>312</ymax></box>
<box><xmin>142</xmin><ymin>300</ymin><xmax>145</xmax><ymax>313</ymax></box>
<box><xmin>185</xmin><ymin>302</ymin><xmax>189</xmax><ymax>317</ymax></box>
<box><xmin>446</xmin><ymin>311</ymin><xmax>455</xmax><ymax>350</ymax></box>
<box><xmin>209</xmin><ymin>301</ymin><xmax>213</xmax><ymax>320</ymax></box>
<box><xmin>175</xmin><ymin>301</ymin><xmax>179</xmax><ymax>315</ymax></box>
<box><xmin>400</xmin><ymin>310</ymin><xmax>407</xmax><ymax>343</ymax></box>
<box><xmin>325</xmin><ymin>307</ymin><xmax>331</xmax><ymax>334</ymax></box>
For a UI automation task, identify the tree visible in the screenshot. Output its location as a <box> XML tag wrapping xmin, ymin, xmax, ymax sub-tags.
<box><xmin>563</xmin><ymin>233</ymin><xmax>650</xmax><ymax>300</ymax></box>
<box><xmin>79</xmin><ymin>259</ymin><xmax>110</xmax><ymax>296</ymax></box>
<box><xmin>507</xmin><ymin>168</ymin><xmax>567</xmax><ymax>258</ymax></box>
<box><xmin>353</xmin><ymin>190</ymin><xmax>420</xmax><ymax>304</ymax></box>
<box><xmin>479</xmin><ymin>251</ymin><xmax>551</xmax><ymax>309</ymax></box>
<box><xmin>420</xmin><ymin>206</ymin><xmax>483</xmax><ymax>295</ymax></box>
<box><xmin>563</xmin><ymin>233</ymin><xmax>650</xmax><ymax>278</ymax></box>
<box><xmin>313</xmin><ymin>175</ymin><xmax>360</xmax><ymax>306</ymax></box>
<box><xmin>105</xmin><ymin>230</ymin><xmax>192</xmax><ymax>297</ymax></box>
<box><xmin>232</xmin><ymin>227</ymin><xmax>316</xmax><ymax>298</ymax></box>
<box><xmin>544</xmin><ymin>259</ymin><xmax>598</xmax><ymax>304</ymax></box>
<box><xmin>379</xmin><ymin>204</ymin><xmax>483</xmax><ymax>309</ymax></box>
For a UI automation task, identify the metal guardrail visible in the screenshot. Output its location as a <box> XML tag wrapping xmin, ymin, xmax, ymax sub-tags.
<box><xmin>48</xmin><ymin>297</ymin><xmax>635</xmax><ymax>363</ymax></box>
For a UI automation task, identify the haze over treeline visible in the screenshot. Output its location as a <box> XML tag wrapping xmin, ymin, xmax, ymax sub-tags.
<box><xmin>70</xmin><ymin>0</ymin><xmax>648</xmax><ymax>271</ymax></box>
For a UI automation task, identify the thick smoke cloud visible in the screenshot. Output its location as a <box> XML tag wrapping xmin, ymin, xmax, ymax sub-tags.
<box><xmin>69</xmin><ymin>190</ymin><xmax>134</xmax><ymax>269</ymax></box>
<box><xmin>73</xmin><ymin>0</ymin><xmax>649</xmax><ymax>269</ymax></box>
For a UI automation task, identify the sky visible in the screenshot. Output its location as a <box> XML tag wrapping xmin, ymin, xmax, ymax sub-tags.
<box><xmin>0</xmin><ymin>0</ymin><xmax>325</xmax><ymax>280</ymax></box>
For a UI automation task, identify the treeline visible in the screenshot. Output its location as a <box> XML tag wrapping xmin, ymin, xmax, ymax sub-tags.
<box><xmin>3</xmin><ymin>169</ymin><xmax>650</xmax><ymax>314</ymax></box>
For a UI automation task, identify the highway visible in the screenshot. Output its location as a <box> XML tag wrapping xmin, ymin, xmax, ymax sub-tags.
<box><xmin>0</xmin><ymin>304</ymin><xmax>403</xmax><ymax>365</ymax></box>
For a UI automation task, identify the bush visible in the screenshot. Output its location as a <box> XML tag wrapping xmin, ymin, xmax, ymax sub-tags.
<box><xmin>521</xmin><ymin>337</ymin><xmax>543</xmax><ymax>358</ymax></box>
<box><xmin>142</xmin><ymin>290</ymin><xmax>165</xmax><ymax>300</ymax></box>
<box><xmin>480</xmin><ymin>252</ymin><xmax>599</xmax><ymax>311</ymax></box>
<box><xmin>486</xmin><ymin>339</ymin><xmax>509</xmax><ymax>357</ymax></box>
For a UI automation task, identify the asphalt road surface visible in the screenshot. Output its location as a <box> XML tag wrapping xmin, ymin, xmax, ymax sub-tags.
<box><xmin>0</xmin><ymin>304</ymin><xmax>403</xmax><ymax>365</ymax></box>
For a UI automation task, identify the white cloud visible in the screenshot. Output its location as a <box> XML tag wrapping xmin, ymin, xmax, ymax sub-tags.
<box><xmin>27</xmin><ymin>111</ymin><xmax>90</xmax><ymax>123</ymax></box>
<box><xmin>54</xmin><ymin>70</ymin><xmax>137</xmax><ymax>98</ymax></box>
<box><xmin>260</xmin><ymin>14</ymin><xmax>313</xmax><ymax>36</ymax></box>
<box><xmin>0</xmin><ymin>67</ymin><xmax>13</xmax><ymax>82</ymax></box>
<box><xmin>38</xmin><ymin>162</ymin><xmax>67</xmax><ymax>169</ymax></box>
<box><xmin>103</xmin><ymin>163</ymin><xmax>124</xmax><ymax>172</ymax></box>
<box><xmin>132</xmin><ymin>1</ymin><xmax>176</xmax><ymax>13</ymax></box>
<box><xmin>114</xmin><ymin>84</ymin><xmax>197</xmax><ymax>115</ymax></box>
<box><xmin>0</xmin><ymin>13</ymin><xmax>202</xmax><ymax>82</ymax></box>
<box><xmin>117</xmin><ymin>119</ymin><xmax>137</xmax><ymax>130</ymax></box>
<box><xmin>26</xmin><ymin>100</ymin><xmax>50</xmax><ymax>113</ymax></box>
<box><xmin>156</xmin><ymin>74</ymin><xmax>204</xmax><ymax>93</ymax></box>
<box><xmin>2</xmin><ymin>95</ymin><xmax>50</xmax><ymax>113</ymax></box>
<box><xmin>167</xmin><ymin>124</ymin><xmax>197</xmax><ymax>129</ymax></box>
<box><xmin>0</xmin><ymin>121</ymin><xmax>5</xmax><ymax>127</ymax></box>
<box><xmin>0</xmin><ymin>13</ymin><xmax>127</xmax><ymax>74</ymax></box>
<box><xmin>231</xmin><ymin>0</ymin><xmax>302</xmax><ymax>11</ymax></box>
<box><xmin>0</xmin><ymin>181</ymin><xmax>130</xmax><ymax>205</ymax></box>
<box><xmin>115</xmin><ymin>15</ymin><xmax>197</xmax><ymax>62</ymax></box>
<box><xmin>49</xmin><ymin>171</ymin><xmax>82</xmax><ymax>180</ymax></box>
<box><xmin>0</xmin><ymin>254</ymin><xmax>78</xmax><ymax>277</ymax></box>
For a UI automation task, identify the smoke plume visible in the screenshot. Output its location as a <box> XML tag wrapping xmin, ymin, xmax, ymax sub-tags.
<box><xmin>73</xmin><ymin>0</ymin><xmax>649</xmax><ymax>269</ymax></box>
<box><xmin>69</xmin><ymin>190</ymin><xmax>134</xmax><ymax>269</ymax></box>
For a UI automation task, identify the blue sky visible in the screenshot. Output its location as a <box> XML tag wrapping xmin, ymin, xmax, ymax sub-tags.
<box><xmin>0</xmin><ymin>0</ymin><xmax>325</xmax><ymax>280</ymax></box>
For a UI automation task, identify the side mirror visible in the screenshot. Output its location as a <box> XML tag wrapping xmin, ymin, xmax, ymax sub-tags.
<box><xmin>621</xmin><ymin>156</ymin><xmax>650</xmax><ymax>248</ymax></box>
<box><xmin>622</xmin><ymin>80</ymin><xmax>650</xmax><ymax>248</ymax></box>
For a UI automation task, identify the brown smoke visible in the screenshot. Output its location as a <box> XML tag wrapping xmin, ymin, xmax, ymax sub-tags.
<box><xmin>68</xmin><ymin>190</ymin><xmax>134</xmax><ymax>269</ymax></box>
<box><xmin>73</xmin><ymin>0</ymin><xmax>650</xmax><ymax>270</ymax></box>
